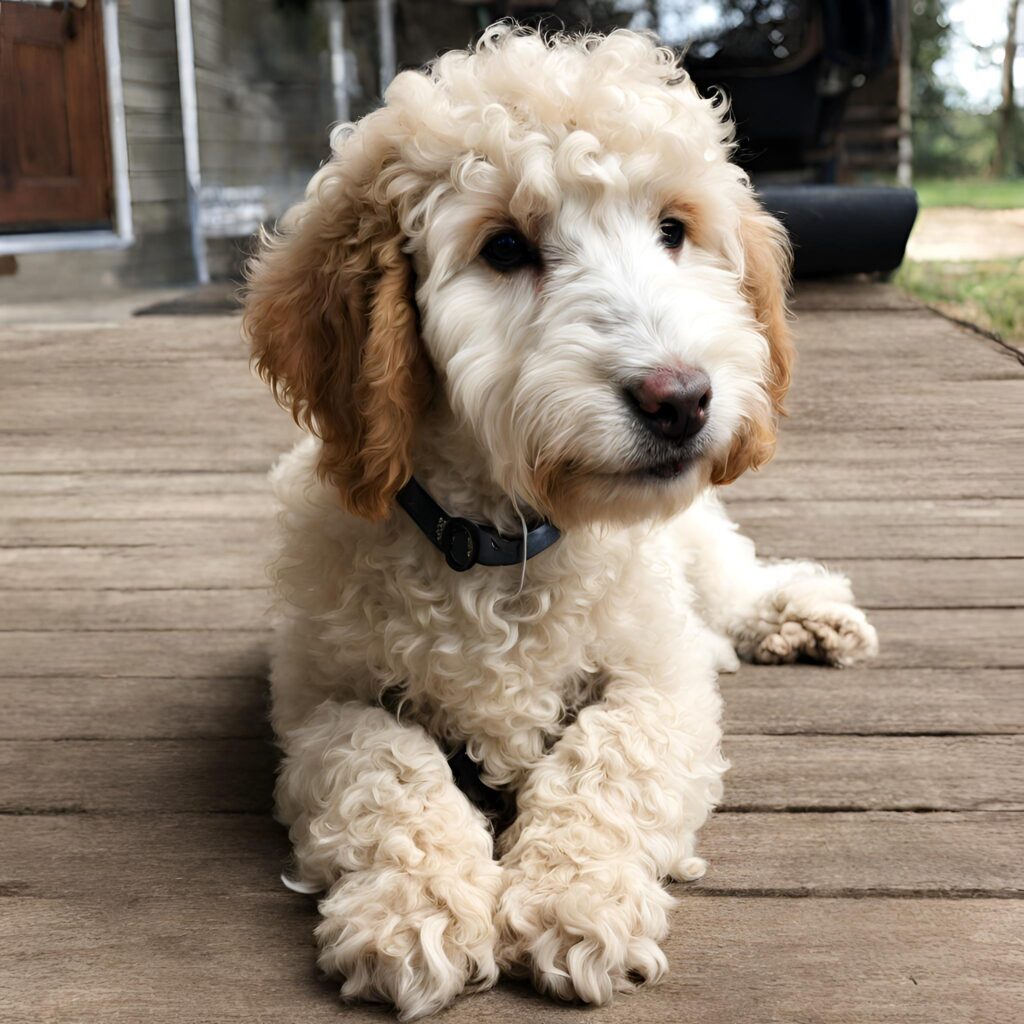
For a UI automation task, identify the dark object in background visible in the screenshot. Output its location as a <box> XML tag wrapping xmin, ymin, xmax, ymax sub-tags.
<box><xmin>685</xmin><ymin>0</ymin><xmax>893</xmax><ymax>183</ymax></box>
<box><xmin>680</xmin><ymin>0</ymin><xmax>913</xmax><ymax>278</ymax></box>
<box><xmin>758</xmin><ymin>184</ymin><xmax>918</xmax><ymax>277</ymax></box>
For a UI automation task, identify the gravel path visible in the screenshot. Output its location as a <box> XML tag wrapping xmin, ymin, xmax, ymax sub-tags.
<box><xmin>906</xmin><ymin>207</ymin><xmax>1024</xmax><ymax>262</ymax></box>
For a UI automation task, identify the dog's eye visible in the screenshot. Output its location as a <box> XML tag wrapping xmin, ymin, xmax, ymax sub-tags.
<box><xmin>658</xmin><ymin>217</ymin><xmax>686</xmax><ymax>251</ymax></box>
<box><xmin>480</xmin><ymin>230</ymin><xmax>535</xmax><ymax>272</ymax></box>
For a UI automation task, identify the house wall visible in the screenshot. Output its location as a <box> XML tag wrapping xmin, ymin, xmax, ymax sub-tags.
<box><xmin>9</xmin><ymin>1</ymin><xmax>194</xmax><ymax>293</ymax></box>
<box><xmin>5</xmin><ymin>1</ymin><xmax>489</xmax><ymax>296</ymax></box>
<box><xmin>10</xmin><ymin>0</ymin><xmax>338</xmax><ymax>294</ymax></box>
<box><xmin>190</xmin><ymin>0</ymin><xmax>336</xmax><ymax>277</ymax></box>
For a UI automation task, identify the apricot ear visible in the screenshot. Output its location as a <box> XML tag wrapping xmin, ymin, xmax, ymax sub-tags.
<box><xmin>711</xmin><ymin>202</ymin><xmax>794</xmax><ymax>485</ymax></box>
<box><xmin>243</xmin><ymin>146</ymin><xmax>430</xmax><ymax>520</ymax></box>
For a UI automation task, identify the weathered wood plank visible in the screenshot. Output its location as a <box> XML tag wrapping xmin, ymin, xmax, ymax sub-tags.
<box><xmin>0</xmin><ymin>608</ymin><xmax>1019</xmax><ymax>679</ymax></box>
<box><xmin>729</xmin><ymin>454</ymin><xmax>1024</xmax><ymax>501</ymax></box>
<box><xmin>2</xmin><ymin>541</ymin><xmax>1020</xmax><ymax>614</ymax></box>
<box><xmin>723</xmin><ymin>666</ymin><xmax>1024</xmax><ymax>735</ymax></box>
<box><xmin>0</xmin><ymin>517</ymin><xmax>268</xmax><ymax>548</ymax></box>
<box><xmin>1</xmin><ymin>426</ymin><xmax>1020</xmax><ymax>479</ymax></box>
<box><xmin>0</xmin><ymin>588</ymin><xmax>272</xmax><ymax>632</ymax></box>
<box><xmin>0</xmin><ymin>631</ymin><xmax>266</xmax><ymax>679</ymax></box>
<box><xmin>0</xmin><ymin>677</ymin><xmax>269</xmax><ymax>740</ymax></box>
<box><xmin>0</xmin><ymin>545</ymin><xmax>267</xmax><ymax>590</ymax></box>
<box><xmin>694</xmin><ymin>810</ymin><xmax>1024</xmax><ymax>896</ymax></box>
<box><xmin>2</xmin><ymin>667</ymin><xmax>1019</xmax><ymax>742</ymax></box>
<box><xmin>725</xmin><ymin>735</ymin><xmax>1024</xmax><ymax>811</ymax></box>
<box><xmin>1</xmin><ymin>432</ymin><xmax>1020</xmax><ymax>505</ymax></box>
<box><xmin>0</xmin><ymin>445</ymin><xmax>279</xmax><ymax>475</ymax></box>
<box><xmin>0</xmin><ymin>896</ymin><xmax>1018</xmax><ymax>1023</ymax></box>
<box><xmin>837</xmin><ymin>558</ymin><xmax>1024</xmax><ymax>609</ymax></box>
<box><xmin>782</xmin><ymin>388</ymin><xmax>1024</xmax><ymax>433</ymax></box>
<box><xmin>0</xmin><ymin>739</ymin><xmax>277</xmax><ymax>813</ymax></box>
<box><xmin>3</xmin><ymin>492</ymin><xmax>1021</xmax><ymax>560</ymax></box>
<box><xmin>727</xmin><ymin>499</ymin><xmax>1024</xmax><ymax>558</ymax></box>
<box><xmin>868</xmin><ymin>608</ymin><xmax>1024</xmax><ymax>669</ymax></box>
<box><xmin>0</xmin><ymin>664</ymin><xmax>1009</xmax><ymax>741</ymax></box>
<box><xmin>792</xmin><ymin>308</ymin><xmax>1024</xmax><ymax>380</ymax></box>
<box><xmin>0</xmin><ymin>473</ymin><xmax>274</xmax><ymax>520</ymax></box>
<box><xmin>1</xmin><ymin>811</ymin><xmax>1019</xmax><ymax>900</ymax></box>
<box><xmin>2</xmin><ymin>735</ymin><xmax>1019</xmax><ymax>813</ymax></box>
<box><xmin>792</xmin><ymin>281</ymin><xmax>921</xmax><ymax>311</ymax></box>
<box><xmin>0</xmin><ymin>556</ymin><xmax>1016</xmax><ymax>624</ymax></box>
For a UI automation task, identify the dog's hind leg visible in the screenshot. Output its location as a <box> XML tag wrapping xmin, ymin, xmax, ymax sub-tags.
<box><xmin>275</xmin><ymin>700</ymin><xmax>502</xmax><ymax>1020</ymax></box>
<box><xmin>680</xmin><ymin>492</ymin><xmax>878</xmax><ymax>668</ymax></box>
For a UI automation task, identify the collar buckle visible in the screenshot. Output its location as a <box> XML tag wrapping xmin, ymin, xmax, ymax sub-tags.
<box><xmin>440</xmin><ymin>516</ymin><xmax>480</xmax><ymax>572</ymax></box>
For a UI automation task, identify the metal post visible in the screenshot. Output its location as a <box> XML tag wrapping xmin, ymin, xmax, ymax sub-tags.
<box><xmin>173</xmin><ymin>0</ymin><xmax>209</xmax><ymax>284</ymax></box>
<box><xmin>327</xmin><ymin>0</ymin><xmax>351</xmax><ymax>124</ymax></box>
<box><xmin>375</xmin><ymin>0</ymin><xmax>396</xmax><ymax>97</ymax></box>
<box><xmin>101</xmin><ymin>0</ymin><xmax>133</xmax><ymax>246</ymax></box>
<box><xmin>896</xmin><ymin>0</ymin><xmax>913</xmax><ymax>188</ymax></box>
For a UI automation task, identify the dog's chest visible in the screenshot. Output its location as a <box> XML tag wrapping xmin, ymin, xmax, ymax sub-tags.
<box><xmin>388</xmin><ymin>575</ymin><xmax>605</xmax><ymax>707</ymax></box>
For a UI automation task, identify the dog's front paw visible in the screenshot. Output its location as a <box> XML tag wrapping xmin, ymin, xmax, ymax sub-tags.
<box><xmin>496</xmin><ymin>859</ymin><xmax>673</xmax><ymax>1005</ymax></box>
<box><xmin>751</xmin><ymin>595</ymin><xmax>878</xmax><ymax>668</ymax></box>
<box><xmin>316</xmin><ymin>863</ymin><xmax>501</xmax><ymax>1020</ymax></box>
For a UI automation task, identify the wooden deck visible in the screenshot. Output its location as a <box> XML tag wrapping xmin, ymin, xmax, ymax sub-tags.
<box><xmin>1</xmin><ymin>280</ymin><xmax>1022</xmax><ymax>1022</ymax></box>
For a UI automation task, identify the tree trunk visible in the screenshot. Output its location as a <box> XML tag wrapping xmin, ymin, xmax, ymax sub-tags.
<box><xmin>993</xmin><ymin>0</ymin><xmax>1021</xmax><ymax>178</ymax></box>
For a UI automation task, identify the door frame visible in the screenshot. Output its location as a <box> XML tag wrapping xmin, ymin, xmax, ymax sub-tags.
<box><xmin>0</xmin><ymin>0</ymin><xmax>132</xmax><ymax>255</ymax></box>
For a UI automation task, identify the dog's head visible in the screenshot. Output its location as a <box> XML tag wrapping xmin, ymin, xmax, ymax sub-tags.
<box><xmin>245</xmin><ymin>25</ymin><xmax>792</xmax><ymax>527</ymax></box>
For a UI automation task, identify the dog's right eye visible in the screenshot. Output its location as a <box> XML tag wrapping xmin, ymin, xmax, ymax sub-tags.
<box><xmin>480</xmin><ymin>231</ymin><xmax>536</xmax><ymax>272</ymax></box>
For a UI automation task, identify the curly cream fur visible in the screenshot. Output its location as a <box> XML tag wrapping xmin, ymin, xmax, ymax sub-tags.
<box><xmin>245</xmin><ymin>24</ymin><xmax>876</xmax><ymax>1020</ymax></box>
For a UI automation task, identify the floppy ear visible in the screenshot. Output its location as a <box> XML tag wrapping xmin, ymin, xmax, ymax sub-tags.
<box><xmin>243</xmin><ymin>141</ymin><xmax>430</xmax><ymax>520</ymax></box>
<box><xmin>711</xmin><ymin>199</ymin><xmax>794</xmax><ymax>486</ymax></box>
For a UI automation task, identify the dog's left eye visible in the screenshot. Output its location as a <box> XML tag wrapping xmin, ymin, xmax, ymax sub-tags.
<box><xmin>480</xmin><ymin>231</ymin><xmax>536</xmax><ymax>272</ymax></box>
<box><xmin>658</xmin><ymin>217</ymin><xmax>686</xmax><ymax>251</ymax></box>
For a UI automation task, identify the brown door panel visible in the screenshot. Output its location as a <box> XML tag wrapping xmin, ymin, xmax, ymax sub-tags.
<box><xmin>0</xmin><ymin>2</ymin><xmax>113</xmax><ymax>231</ymax></box>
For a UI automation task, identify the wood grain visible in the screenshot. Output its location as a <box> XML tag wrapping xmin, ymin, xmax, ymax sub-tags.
<box><xmin>1</xmin><ymin>667</ymin><xmax>1020</xmax><ymax>741</ymax></box>
<box><xmin>1</xmin><ymin>280</ymin><xmax>1022</xmax><ymax>1023</ymax></box>
<box><xmin>1</xmin><ymin>606</ymin><xmax>1019</xmax><ymax>677</ymax></box>
<box><xmin>2</xmin><ymin>735</ymin><xmax>1020</xmax><ymax>814</ymax></box>
<box><xmin>0</xmin><ymin>896</ymin><xmax>1018</xmax><ymax>1023</ymax></box>
<box><xmin>1</xmin><ymin>811</ymin><xmax>1019</xmax><ymax>900</ymax></box>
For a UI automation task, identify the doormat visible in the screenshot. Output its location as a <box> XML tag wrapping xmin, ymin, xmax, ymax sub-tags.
<box><xmin>134</xmin><ymin>282</ymin><xmax>242</xmax><ymax>316</ymax></box>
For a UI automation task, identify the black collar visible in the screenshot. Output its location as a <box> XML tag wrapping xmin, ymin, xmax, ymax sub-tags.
<box><xmin>396</xmin><ymin>476</ymin><xmax>561</xmax><ymax>572</ymax></box>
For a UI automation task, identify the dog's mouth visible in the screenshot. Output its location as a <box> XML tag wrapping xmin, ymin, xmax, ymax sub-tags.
<box><xmin>623</xmin><ymin>438</ymin><xmax>708</xmax><ymax>483</ymax></box>
<box><xmin>643</xmin><ymin>456</ymin><xmax>693</xmax><ymax>480</ymax></box>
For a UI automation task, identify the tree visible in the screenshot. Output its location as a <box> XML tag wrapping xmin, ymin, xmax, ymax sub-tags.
<box><xmin>992</xmin><ymin>0</ymin><xmax>1021</xmax><ymax>177</ymax></box>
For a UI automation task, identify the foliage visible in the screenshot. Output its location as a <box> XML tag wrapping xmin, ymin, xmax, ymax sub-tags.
<box><xmin>914</xmin><ymin>176</ymin><xmax>1024</xmax><ymax>207</ymax></box>
<box><xmin>915</xmin><ymin>107</ymin><xmax>1005</xmax><ymax>179</ymax></box>
<box><xmin>911</xmin><ymin>0</ymin><xmax>966</xmax><ymax>176</ymax></box>
<box><xmin>910</xmin><ymin>0</ymin><xmax>1023</xmax><ymax>178</ymax></box>
<box><xmin>896</xmin><ymin>259</ymin><xmax>1024</xmax><ymax>343</ymax></box>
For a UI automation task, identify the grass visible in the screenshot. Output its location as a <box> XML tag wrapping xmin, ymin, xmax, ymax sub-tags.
<box><xmin>914</xmin><ymin>177</ymin><xmax>1024</xmax><ymax>209</ymax></box>
<box><xmin>895</xmin><ymin>259</ymin><xmax>1024</xmax><ymax>345</ymax></box>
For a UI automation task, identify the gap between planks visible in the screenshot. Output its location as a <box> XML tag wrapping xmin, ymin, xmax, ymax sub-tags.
<box><xmin>1</xmin><ymin>736</ymin><xmax>1020</xmax><ymax>814</ymax></box>
<box><xmin>1</xmin><ymin>811</ymin><xmax>1020</xmax><ymax>900</ymax></box>
<box><xmin>1</xmin><ymin>667</ymin><xmax>1021</xmax><ymax>740</ymax></box>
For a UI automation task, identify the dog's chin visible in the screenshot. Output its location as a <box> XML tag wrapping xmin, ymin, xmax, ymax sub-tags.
<box><xmin>541</xmin><ymin>454</ymin><xmax>710</xmax><ymax>530</ymax></box>
<box><xmin>627</xmin><ymin>454</ymin><xmax>698</xmax><ymax>482</ymax></box>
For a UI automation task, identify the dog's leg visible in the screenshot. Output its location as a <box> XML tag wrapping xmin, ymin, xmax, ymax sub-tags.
<box><xmin>683</xmin><ymin>493</ymin><xmax>878</xmax><ymax>668</ymax></box>
<box><xmin>276</xmin><ymin>700</ymin><xmax>502</xmax><ymax>1020</ymax></box>
<box><xmin>495</xmin><ymin>675</ymin><xmax>725</xmax><ymax>1003</ymax></box>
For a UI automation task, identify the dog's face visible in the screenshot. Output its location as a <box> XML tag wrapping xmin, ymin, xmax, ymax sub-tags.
<box><xmin>245</xmin><ymin>27</ymin><xmax>792</xmax><ymax>527</ymax></box>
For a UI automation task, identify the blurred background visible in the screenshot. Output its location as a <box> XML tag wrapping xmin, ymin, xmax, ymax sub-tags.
<box><xmin>0</xmin><ymin>0</ymin><xmax>1021</xmax><ymax>343</ymax></box>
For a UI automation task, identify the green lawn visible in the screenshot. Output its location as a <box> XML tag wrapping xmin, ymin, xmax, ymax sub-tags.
<box><xmin>895</xmin><ymin>258</ymin><xmax>1024</xmax><ymax>344</ymax></box>
<box><xmin>914</xmin><ymin>177</ymin><xmax>1024</xmax><ymax>209</ymax></box>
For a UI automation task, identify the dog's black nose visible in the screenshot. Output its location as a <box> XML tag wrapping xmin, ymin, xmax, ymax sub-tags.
<box><xmin>630</xmin><ymin>367</ymin><xmax>712</xmax><ymax>444</ymax></box>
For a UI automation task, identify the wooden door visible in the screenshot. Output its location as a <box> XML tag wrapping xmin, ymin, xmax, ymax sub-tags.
<box><xmin>0</xmin><ymin>1</ymin><xmax>113</xmax><ymax>232</ymax></box>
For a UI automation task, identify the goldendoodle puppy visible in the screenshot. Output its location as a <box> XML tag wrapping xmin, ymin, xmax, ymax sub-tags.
<box><xmin>243</xmin><ymin>23</ymin><xmax>877</xmax><ymax>1020</ymax></box>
